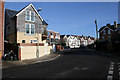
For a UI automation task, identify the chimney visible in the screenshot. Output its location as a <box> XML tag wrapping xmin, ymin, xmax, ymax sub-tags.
<box><xmin>114</xmin><ymin>21</ymin><xmax>118</xmax><ymax>28</ymax></box>
<box><xmin>106</xmin><ymin>23</ymin><xmax>110</xmax><ymax>27</ymax></box>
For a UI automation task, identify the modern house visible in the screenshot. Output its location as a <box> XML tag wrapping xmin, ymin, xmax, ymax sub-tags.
<box><xmin>47</xmin><ymin>30</ymin><xmax>60</xmax><ymax>44</ymax></box>
<box><xmin>0</xmin><ymin>0</ymin><xmax>4</xmax><ymax>59</ymax></box>
<box><xmin>5</xmin><ymin>4</ymin><xmax>53</xmax><ymax>60</ymax></box>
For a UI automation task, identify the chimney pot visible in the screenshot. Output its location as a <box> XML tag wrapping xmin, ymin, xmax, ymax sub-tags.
<box><xmin>114</xmin><ymin>21</ymin><xmax>118</xmax><ymax>28</ymax></box>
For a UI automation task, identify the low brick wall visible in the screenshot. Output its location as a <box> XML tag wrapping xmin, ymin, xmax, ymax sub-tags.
<box><xmin>18</xmin><ymin>43</ymin><xmax>53</xmax><ymax>60</ymax></box>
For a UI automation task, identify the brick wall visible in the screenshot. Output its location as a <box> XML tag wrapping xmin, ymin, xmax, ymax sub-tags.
<box><xmin>0</xmin><ymin>0</ymin><xmax>4</xmax><ymax>58</ymax></box>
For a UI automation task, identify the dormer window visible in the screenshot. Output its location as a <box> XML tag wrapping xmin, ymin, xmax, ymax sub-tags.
<box><xmin>26</xmin><ymin>10</ymin><xmax>35</xmax><ymax>22</ymax></box>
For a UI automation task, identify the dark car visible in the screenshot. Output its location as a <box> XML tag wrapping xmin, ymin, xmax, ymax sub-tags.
<box><xmin>63</xmin><ymin>46</ymin><xmax>71</xmax><ymax>53</ymax></box>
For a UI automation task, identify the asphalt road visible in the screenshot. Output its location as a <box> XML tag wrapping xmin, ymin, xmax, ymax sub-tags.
<box><xmin>2</xmin><ymin>49</ymin><xmax>120</xmax><ymax>80</ymax></box>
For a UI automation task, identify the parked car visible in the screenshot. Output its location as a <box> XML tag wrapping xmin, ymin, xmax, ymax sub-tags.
<box><xmin>63</xmin><ymin>46</ymin><xmax>71</xmax><ymax>53</ymax></box>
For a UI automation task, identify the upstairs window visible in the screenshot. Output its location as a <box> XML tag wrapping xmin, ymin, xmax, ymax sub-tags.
<box><xmin>26</xmin><ymin>23</ymin><xmax>35</xmax><ymax>35</ymax></box>
<box><xmin>31</xmin><ymin>12</ymin><xmax>35</xmax><ymax>21</ymax></box>
<box><xmin>119</xmin><ymin>29</ymin><xmax>120</xmax><ymax>34</ymax></box>
<box><xmin>103</xmin><ymin>30</ymin><xmax>106</xmax><ymax>35</ymax></box>
<box><xmin>26</xmin><ymin>11</ymin><xmax>35</xmax><ymax>22</ymax></box>
<box><xmin>108</xmin><ymin>30</ymin><xmax>111</xmax><ymax>34</ymax></box>
<box><xmin>26</xmin><ymin>11</ymin><xmax>30</xmax><ymax>21</ymax></box>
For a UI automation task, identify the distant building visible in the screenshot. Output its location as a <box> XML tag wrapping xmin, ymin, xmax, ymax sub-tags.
<box><xmin>98</xmin><ymin>21</ymin><xmax>120</xmax><ymax>42</ymax></box>
<box><xmin>0</xmin><ymin>0</ymin><xmax>4</xmax><ymax>59</ymax></box>
<box><xmin>47</xmin><ymin>30</ymin><xmax>60</xmax><ymax>44</ymax></box>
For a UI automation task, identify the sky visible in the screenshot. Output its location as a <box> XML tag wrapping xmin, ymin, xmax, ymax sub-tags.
<box><xmin>5</xmin><ymin>2</ymin><xmax>118</xmax><ymax>37</ymax></box>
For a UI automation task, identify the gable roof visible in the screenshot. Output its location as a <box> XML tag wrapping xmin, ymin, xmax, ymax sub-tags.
<box><xmin>5</xmin><ymin>9</ymin><xmax>18</xmax><ymax>18</ymax></box>
<box><xmin>98</xmin><ymin>24</ymin><xmax>120</xmax><ymax>32</ymax></box>
<box><xmin>5</xmin><ymin>4</ymin><xmax>48</xmax><ymax>25</ymax></box>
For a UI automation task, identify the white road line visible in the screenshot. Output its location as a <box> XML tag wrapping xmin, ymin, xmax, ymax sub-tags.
<box><xmin>108</xmin><ymin>70</ymin><xmax>113</xmax><ymax>75</ymax></box>
<box><xmin>111</xmin><ymin>62</ymin><xmax>114</xmax><ymax>65</ymax></box>
<box><xmin>107</xmin><ymin>75</ymin><xmax>113</xmax><ymax>80</ymax></box>
<box><xmin>119</xmin><ymin>72</ymin><xmax>120</xmax><ymax>76</ymax></box>
<box><xmin>118</xmin><ymin>68</ymin><xmax>120</xmax><ymax>71</ymax></box>
<box><xmin>110</xmin><ymin>65</ymin><xmax>114</xmax><ymax>67</ymax></box>
<box><xmin>109</xmin><ymin>66</ymin><xmax>114</xmax><ymax>70</ymax></box>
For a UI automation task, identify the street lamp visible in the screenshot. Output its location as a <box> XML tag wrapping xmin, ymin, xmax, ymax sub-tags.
<box><xmin>95</xmin><ymin>20</ymin><xmax>98</xmax><ymax>40</ymax></box>
<box><xmin>36</xmin><ymin>8</ymin><xmax>42</xmax><ymax>58</ymax></box>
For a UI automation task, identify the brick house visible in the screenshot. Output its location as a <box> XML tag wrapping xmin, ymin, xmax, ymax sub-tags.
<box><xmin>5</xmin><ymin>3</ymin><xmax>53</xmax><ymax>60</ymax></box>
<box><xmin>47</xmin><ymin>30</ymin><xmax>60</xmax><ymax>44</ymax></box>
<box><xmin>0</xmin><ymin>0</ymin><xmax>4</xmax><ymax>59</ymax></box>
<box><xmin>99</xmin><ymin>21</ymin><xmax>120</xmax><ymax>42</ymax></box>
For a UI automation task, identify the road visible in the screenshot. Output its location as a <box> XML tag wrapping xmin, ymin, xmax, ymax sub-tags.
<box><xmin>2</xmin><ymin>49</ymin><xmax>120</xmax><ymax>80</ymax></box>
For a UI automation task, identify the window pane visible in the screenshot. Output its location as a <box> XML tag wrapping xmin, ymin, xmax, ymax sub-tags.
<box><xmin>26</xmin><ymin>24</ymin><xmax>29</xmax><ymax>34</ymax></box>
<box><xmin>31</xmin><ymin>24</ymin><xmax>35</xmax><ymax>34</ymax></box>
<box><xmin>26</xmin><ymin>11</ymin><xmax>30</xmax><ymax>20</ymax></box>
<box><xmin>31</xmin><ymin>12</ymin><xmax>34</xmax><ymax>21</ymax></box>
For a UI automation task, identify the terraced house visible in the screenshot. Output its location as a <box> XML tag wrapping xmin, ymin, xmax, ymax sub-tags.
<box><xmin>5</xmin><ymin>4</ymin><xmax>53</xmax><ymax>60</ymax></box>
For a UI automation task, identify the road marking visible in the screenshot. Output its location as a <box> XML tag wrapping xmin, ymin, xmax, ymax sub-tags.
<box><xmin>107</xmin><ymin>75</ymin><xmax>113</xmax><ymax>80</ymax></box>
<box><xmin>111</xmin><ymin>62</ymin><xmax>114</xmax><ymax>65</ymax></box>
<box><xmin>110</xmin><ymin>65</ymin><xmax>114</xmax><ymax>67</ymax></box>
<box><xmin>119</xmin><ymin>72</ymin><xmax>120</xmax><ymax>76</ymax></box>
<box><xmin>108</xmin><ymin>70</ymin><xmax>113</xmax><ymax>75</ymax></box>
<box><xmin>119</xmin><ymin>68</ymin><xmax>120</xmax><ymax>71</ymax></box>
<box><xmin>109</xmin><ymin>66</ymin><xmax>114</xmax><ymax>70</ymax></box>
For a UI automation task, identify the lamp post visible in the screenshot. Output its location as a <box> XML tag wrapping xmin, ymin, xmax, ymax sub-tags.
<box><xmin>95</xmin><ymin>20</ymin><xmax>98</xmax><ymax>40</ymax></box>
<box><xmin>37</xmin><ymin>8</ymin><xmax>42</xmax><ymax>58</ymax></box>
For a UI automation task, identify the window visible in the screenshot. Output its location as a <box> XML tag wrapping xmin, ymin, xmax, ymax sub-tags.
<box><xmin>48</xmin><ymin>32</ymin><xmax>50</xmax><ymax>36</ymax></box>
<box><xmin>108</xmin><ymin>30</ymin><xmax>111</xmax><ymax>34</ymax></box>
<box><xmin>26</xmin><ymin>24</ymin><xmax>29</xmax><ymax>34</ymax></box>
<box><xmin>51</xmin><ymin>32</ymin><xmax>53</xmax><ymax>35</ymax></box>
<box><xmin>31</xmin><ymin>40</ymin><xmax>37</xmax><ymax>43</ymax></box>
<box><xmin>8</xmin><ymin>27</ymin><xmax>10</xmax><ymax>32</ymax></box>
<box><xmin>26</xmin><ymin>11</ymin><xmax>30</xmax><ymax>21</ymax></box>
<box><xmin>31</xmin><ymin>12</ymin><xmax>35</xmax><ymax>21</ymax></box>
<box><xmin>26</xmin><ymin>11</ymin><xmax>35</xmax><ymax>22</ymax></box>
<box><xmin>103</xmin><ymin>30</ymin><xmax>106</xmax><ymax>35</ymax></box>
<box><xmin>26</xmin><ymin>23</ymin><xmax>35</xmax><ymax>34</ymax></box>
<box><xmin>42</xmin><ymin>27</ymin><xmax>44</xmax><ymax>34</ymax></box>
<box><xmin>22</xmin><ymin>40</ymin><xmax>26</xmax><ymax>43</ymax></box>
<box><xmin>102</xmin><ymin>36</ymin><xmax>104</xmax><ymax>39</ymax></box>
<box><xmin>31</xmin><ymin>24</ymin><xmax>35</xmax><ymax>34</ymax></box>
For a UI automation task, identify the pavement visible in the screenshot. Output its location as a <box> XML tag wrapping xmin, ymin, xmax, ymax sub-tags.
<box><xmin>2</xmin><ymin>52</ymin><xmax>61</xmax><ymax>69</ymax></box>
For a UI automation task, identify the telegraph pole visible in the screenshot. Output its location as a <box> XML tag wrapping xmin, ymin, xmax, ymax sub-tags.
<box><xmin>95</xmin><ymin>20</ymin><xmax>98</xmax><ymax>40</ymax></box>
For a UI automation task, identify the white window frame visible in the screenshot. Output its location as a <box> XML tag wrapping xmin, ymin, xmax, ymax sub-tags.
<box><xmin>25</xmin><ymin>23</ymin><xmax>35</xmax><ymax>35</ymax></box>
<box><xmin>26</xmin><ymin>10</ymin><xmax>35</xmax><ymax>22</ymax></box>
